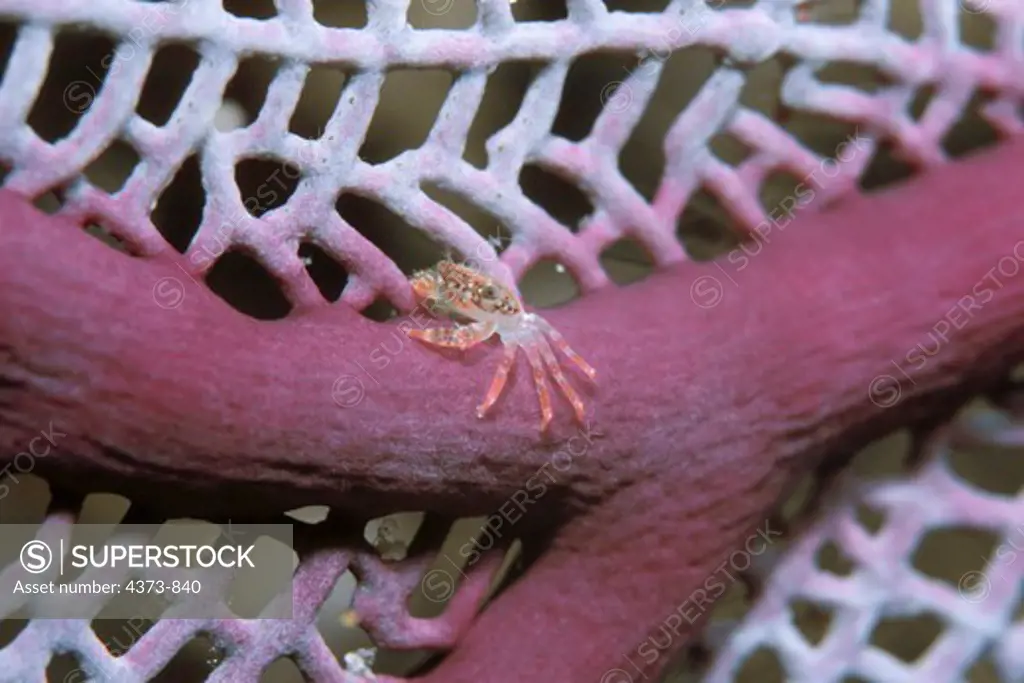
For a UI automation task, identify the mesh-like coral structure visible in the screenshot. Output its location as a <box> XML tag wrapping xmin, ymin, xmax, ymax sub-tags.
<box><xmin>0</xmin><ymin>512</ymin><xmax>503</xmax><ymax>681</ymax></box>
<box><xmin>0</xmin><ymin>0</ymin><xmax>1022</xmax><ymax>681</ymax></box>
<box><xmin>3</xmin><ymin>0</ymin><xmax>1020</xmax><ymax>307</ymax></box>
<box><xmin>698</xmin><ymin>404</ymin><xmax>1024</xmax><ymax>683</ymax></box>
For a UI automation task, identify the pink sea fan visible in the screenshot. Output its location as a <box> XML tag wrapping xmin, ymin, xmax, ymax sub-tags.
<box><xmin>0</xmin><ymin>0</ymin><xmax>1023</xmax><ymax>681</ymax></box>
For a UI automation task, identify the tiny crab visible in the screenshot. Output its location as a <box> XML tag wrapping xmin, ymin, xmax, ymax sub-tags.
<box><xmin>405</xmin><ymin>260</ymin><xmax>596</xmax><ymax>432</ymax></box>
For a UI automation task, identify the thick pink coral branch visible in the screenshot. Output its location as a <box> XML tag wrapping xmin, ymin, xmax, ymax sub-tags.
<box><xmin>2</xmin><ymin>136</ymin><xmax>1024</xmax><ymax>681</ymax></box>
<box><xmin>414</xmin><ymin>138</ymin><xmax>1024</xmax><ymax>682</ymax></box>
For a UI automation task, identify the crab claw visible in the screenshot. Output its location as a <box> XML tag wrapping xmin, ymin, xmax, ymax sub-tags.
<box><xmin>410</xmin><ymin>270</ymin><xmax>440</xmax><ymax>301</ymax></box>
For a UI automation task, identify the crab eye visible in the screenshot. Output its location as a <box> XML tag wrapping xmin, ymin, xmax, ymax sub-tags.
<box><xmin>479</xmin><ymin>285</ymin><xmax>497</xmax><ymax>299</ymax></box>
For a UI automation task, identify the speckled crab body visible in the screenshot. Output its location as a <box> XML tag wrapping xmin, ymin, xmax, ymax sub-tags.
<box><xmin>405</xmin><ymin>260</ymin><xmax>597</xmax><ymax>432</ymax></box>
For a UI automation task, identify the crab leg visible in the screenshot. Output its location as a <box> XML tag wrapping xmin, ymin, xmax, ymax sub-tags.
<box><xmin>522</xmin><ymin>342</ymin><xmax>554</xmax><ymax>432</ymax></box>
<box><xmin>534</xmin><ymin>317</ymin><xmax>597</xmax><ymax>381</ymax></box>
<box><xmin>407</xmin><ymin>321</ymin><xmax>494</xmax><ymax>349</ymax></box>
<box><xmin>535</xmin><ymin>335</ymin><xmax>586</xmax><ymax>424</ymax></box>
<box><xmin>477</xmin><ymin>342</ymin><xmax>517</xmax><ymax>419</ymax></box>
